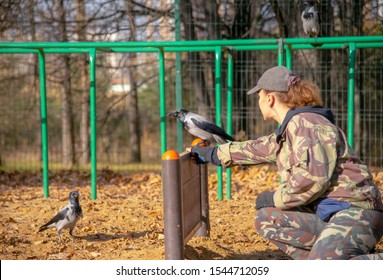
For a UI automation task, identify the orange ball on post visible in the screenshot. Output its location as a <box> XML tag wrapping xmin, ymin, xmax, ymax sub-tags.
<box><xmin>162</xmin><ymin>149</ymin><xmax>180</xmax><ymax>160</ymax></box>
<box><xmin>191</xmin><ymin>138</ymin><xmax>207</xmax><ymax>147</ymax></box>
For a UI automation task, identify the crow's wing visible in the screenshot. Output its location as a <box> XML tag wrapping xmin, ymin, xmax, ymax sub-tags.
<box><xmin>40</xmin><ymin>207</ymin><xmax>69</xmax><ymax>229</ymax></box>
<box><xmin>191</xmin><ymin>118</ymin><xmax>235</xmax><ymax>142</ymax></box>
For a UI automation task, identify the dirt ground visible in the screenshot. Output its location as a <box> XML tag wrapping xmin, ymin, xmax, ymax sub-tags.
<box><xmin>1</xmin><ymin>165</ymin><xmax>382</xmax><ymax>260</ymax></box>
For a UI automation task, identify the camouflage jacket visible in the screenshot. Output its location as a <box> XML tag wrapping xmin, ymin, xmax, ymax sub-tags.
<box><xmin>217</xmin><ymin>108</ymin><xmax>383</xmax><ymax>211</ymax></box>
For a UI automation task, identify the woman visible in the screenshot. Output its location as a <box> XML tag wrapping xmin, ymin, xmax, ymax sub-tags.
<box><xmin>190</xmin><ymin>66</ymin><xmax>383</xmax><ymax>260</ymax></box>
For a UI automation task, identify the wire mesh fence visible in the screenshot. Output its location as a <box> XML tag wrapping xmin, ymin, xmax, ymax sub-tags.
<box><xmin>0</xmin><ymin>1</ymin><xmax>382</xmax><ymax>171</ymax></box>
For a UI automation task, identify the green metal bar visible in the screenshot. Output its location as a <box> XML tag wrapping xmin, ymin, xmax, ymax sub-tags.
<box><xmin>215</xmin><ymin>46</ymin><xmax>223</xmax><ymax>201</ymax></box>
<box><xmin>0</xmin><ymin>38</ymin><xmax>279</xmax><ymax>49</ymax></box>
<box><xmin>37</xmin><ymin>50</ymin><xmax>49</xmax><ymax>198</ymax></box>
<box><xmin>278</xmin><ymin>39</ymin><xmax>284</xmax><ymax>66</ymax></box>
<box><xmin>0</xmin><ymin>49</ymin><xmax>38</xmax><ymax>54</ymax></box>
<box><xmin>287</xmin><ymin>42</ymin><xmax>383</xmax><ymax>50</ymax></box>
<box><xmin>174</xmin><ymin>0</ymin><xmax>183</xmax><ymax>152</ymax></box>
<box><xmin>89</xmin><ymin>48</ymin><xmax>97</xmax><ymax>200</ymax></box>
<box><xmin>232</xmin><ymin>45</ymin><xmax>279</xmax><ymax>51</ymax></box>
<box><xmin>215</xmin><ymin>47</ymin><xmax>222</xmax><ymax>128</ymax></box>
<box><xmin>42</xmin><ymin>48</ymin><xmax>91</xmax><ymax>53</ymax></box>
<box><xmin>158</xmin><ymin>48</ymin><xmax>167</xmax><ymax>155</ymax></box>
<box><xmin>354</xmin><ymin>42</ymin><xmax>383</xmax><ymax>48</ymax></box>
<box><xmin>226</xmin><ymin>50</ymin><xmax>234</xmax><ymax>200</ymax></box>
<box><xmin>114</xmin><ymin>46</ymin><xmax>215</xmax><ymax>53</ymax></box>
<box><xmin>285</xmin><ymin>45</ymin><xmax>293</xmax><ymax>69</ymax></box>
<box><xmin>109</xmin><ymin>47</ymin><xmax>157</xmax><ymax>53</ymax></box>
<box><xmin>347</xmin><ymin>43</ymin><xmax>356</xmax><ymax>148</ymax></box>
<box><xmin>1</xmin><ymin>41</ymin><xmax>382</xmax><ymax>56</ymax></box>
<box><xmin>277</xmin><ymin>40</ymin><xmax>285</xmax><ymax>185</ymax></box>
<box><xmin>165</xmin><ymin>47</ymin><xmax>217</xmax><ymax>52</ymax></box>
<box><xmin>291</xmin><ymin>44</ymin><xmax>345</xmax><ymax>50</ymax></box>
<box><xmin>284</xmin><ymin>36</ymin><xmax>383</xmax><ymax>45</ymax></box>
<box><xmin>1</xmin><ymin>36</ymin><xmax>382</xmax><ymax>50</ymax></box>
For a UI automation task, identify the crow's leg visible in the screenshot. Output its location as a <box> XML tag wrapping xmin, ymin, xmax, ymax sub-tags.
<box><xmin>57</xmin><ymin>229</ymin><xmax>63</xmax><ymax>244</ymax></box>
<box><xmin>196</xmin><ymin>139</ymin><xmax>208</xmax><ymax>146</ymax></box>
<box><xmin>69</xmin><ymin>228</ymin><xmax>76</xmax><ymax>243</ymax></box>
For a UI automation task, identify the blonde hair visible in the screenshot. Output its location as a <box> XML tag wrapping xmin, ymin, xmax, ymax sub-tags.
<box><xmin>271</xmin><ymin>80</ymin><xmax>322</xmax><ymax>108</ymax></box>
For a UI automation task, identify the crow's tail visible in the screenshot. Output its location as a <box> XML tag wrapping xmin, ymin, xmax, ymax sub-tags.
<box><xmin>38</xmin><ymin>223</ymin><xmax>51</xmax><ymax>232</ymax></box>
<box><xmin>38</xmin><ymin>225</ymin><xmax>48</xmax><ymax>232</ymax></box>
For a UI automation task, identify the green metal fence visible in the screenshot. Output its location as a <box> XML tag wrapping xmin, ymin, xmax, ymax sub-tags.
<box><xmin>1</xmin><ymin>35</ymin><xmax>382</xmax><ymax>200</ymax></box>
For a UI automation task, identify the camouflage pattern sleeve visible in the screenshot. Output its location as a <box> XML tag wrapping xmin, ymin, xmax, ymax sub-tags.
<box><xmin>220</xmin><ymin>112</ymin><xmax>383</xmax><ymax>211</ymax></box>
<box><xmin>273</xmin><ymin>116</ymin><xmax>338</xmax><ymax>210</ymax></box>
<box><xmin>216</xmin><ymin>134</ymin><xmax>278</xmax><ymax>168</ymax></box>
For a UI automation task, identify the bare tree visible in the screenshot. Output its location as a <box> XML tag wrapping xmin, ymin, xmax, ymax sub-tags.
<box><xmin>318</xmin><ymin>0</ymin><xmax>333</xmax><ymax>110</ymax></box>
<box><xmin>353</xmin><ymin>0</ymin><xmax>367</xmax><ymax>158</ymax></box>
<box><xmin>180</xmin><ymin>0</ymin><xmax>211</xmax><ymax>117</ymax></box>
<box><xmin>57</xmin><ymin>0</ymin><xmax>75</xmax><ymax>168</ymax></box>
<box><xmin>231</xmin><ymin>0</ymin><xmax>252</xmax><ymax>135</ymax></box>
<box><xmin>76</xmin><ymin>0</ymin><xmax>90</xmax><ymax>165</ymax></box>
<box><xmin>269</xmin><ymin>0</ymin><xmax>289</xmax><ymax>37</ymax></box>
<box><xmin>126</xmin><ymin>0</ymin><xmax>141</xmax><ymax>162</ymax></box>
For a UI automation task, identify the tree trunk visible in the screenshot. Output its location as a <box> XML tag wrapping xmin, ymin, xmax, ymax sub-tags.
<box><xmin>76</xmin><ymin>0</ymin><xmax>90</xmax><ymax>165</ymax></box>
<box><xmin>269</xmin><ymin>0</ymin><xmax>289</xmax><ymax>37</ymax></box>
<box><xmin>318</xmin><ymin>0</ymin><xmax>333</xmax><ymax>110</ymax></box>
<box><xmin>57</xmin><ymin>0</ymin><xmax>75</xmax><ymax>168</ymax></box>
<box><xmin>353</xmin><ymin>0</ymin><xmax>366</xmax><ymax>158</ymax></box>
<box><xmin>28</xmin><ymin>0</ymin><xmax>41</xmax><ymax>162</ymax></box>
<box><xmin>180</xmin><ymin>0</ymin><xmax>210</xmax><ymax>117</ymax></box>
<box><xmin>232</xmin><ymin>0</ymin><xmax>252</xmax><ymax>135</ymax></box>
<box><xmin>126</xmin><ymin>54</ymin><xmax>141</xmax><ymax>162</ymax></box>
<box><xmin>125</xmin><ymin>1</ymin><xmax>141</xmax><ymax>162</ymax></box>
<box><xmin>204</xmin><ymin>0</ymin><xmax>221</xmax><ymax>40</ymax></box>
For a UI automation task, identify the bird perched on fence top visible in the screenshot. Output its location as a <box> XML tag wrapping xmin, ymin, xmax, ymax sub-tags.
<box><xmin>38</xmin><ymin>191</ymin><xmax>83</xmax><ymax>243</ymax></box>
<box><xmin>167</xmin><ymin>109</ymin><xmax>235</xmax><ymax>145</ymax></box>
<box><xmin>299</xmin><ymin>0</ymin><xmax>322</xmax><ymax>47</ymax></box>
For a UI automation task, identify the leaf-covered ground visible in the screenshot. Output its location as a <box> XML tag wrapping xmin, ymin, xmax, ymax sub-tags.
<box><xmin>1</xmin><ymin>166</ymin><xmax>382</xmax><ymax>260</ymax></box>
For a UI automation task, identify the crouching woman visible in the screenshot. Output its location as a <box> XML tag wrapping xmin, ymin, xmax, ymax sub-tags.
<box><xmin>190</xmin><ymin>66</ymin><xmax>383</xmax><ymax>260</ymax></box>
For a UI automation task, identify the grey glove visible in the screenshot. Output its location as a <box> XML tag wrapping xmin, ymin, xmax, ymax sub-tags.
<box><xmin>255</xmin><ymin>191</ymin><xmax>275</xmax><ymax>210</ymax></box>
<box><xmin>190</xmin><ymin>146</ymin><xmax>221</xmax><ymax>166</ymax></box>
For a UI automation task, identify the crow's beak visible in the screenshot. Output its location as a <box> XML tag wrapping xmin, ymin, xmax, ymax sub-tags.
<box><xmin>167</xmin><ymin>111</ymin><xmax>179</xmax><ymax>118</ymax></box>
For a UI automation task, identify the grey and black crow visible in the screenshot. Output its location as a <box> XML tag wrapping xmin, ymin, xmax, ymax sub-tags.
<box><xmin>299</xmin><ymin>1</ymin><xmax>322</xmax><ymax>47</ymax></box>
<box><xmin>38</xmin><ymin>191</ymin><xmax>83</xmax><ymax>243</ymax></box>
<box><xmin>167</xmin><ymin>109</ymin><xmax>235</xmax><ymax>145</ymax></box>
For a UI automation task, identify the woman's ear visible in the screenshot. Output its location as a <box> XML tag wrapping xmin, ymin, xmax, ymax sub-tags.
<box><xmin>267</xmin><ymin>93</ymin><xmax>275</xmax><ymax>107</ymax></box>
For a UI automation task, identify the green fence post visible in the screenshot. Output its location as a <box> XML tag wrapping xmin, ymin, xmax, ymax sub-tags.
<box><xmin>215</xmin><ymin>46</ymin><xmax>223</xmax><ymax>201</ymax></box>
<box><xmin>278</xmin><ymin>38</ymin><xmax>285</xmax><ymax>66</ymax></box>
<box><xmin>285</xmin><ymin>44</ymin><xmax>293</xmax><ymax>70</ymax></box>
<box><xmin>158</xmin><ymin>48</ymin><xmax>167</xmax><ymax>155</ymax></box>
<box><xmin>89</xmin><ymin>48</ymin><xmax>97</xmax><ymax>200</ymax></box>
<box><xmin>37</xmin><ymin>50</ymin><xmax>49</xmax><ymax>198</ymax></box>
<box><xmin>226</xmin><ymin>49</ymin><xmax>233</xmax><ymax>200</ymax></box>
<box><xmin>277</xmin><ymin>39</ymin><xmax>285</xmax><ymax>185</ymax></box>
<box><xmin>347</xmin><ymin>43</ymin><xmax>356</xmax><ymax>148</ymax></box>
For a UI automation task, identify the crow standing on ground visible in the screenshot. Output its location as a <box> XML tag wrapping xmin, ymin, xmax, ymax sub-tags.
<box><xmin>167</xmin><ymin>109</ymin><xmax>235</xmax><ymax>145</ymax></box>
<box><xmin>38</xmin><ymin>191</ymin><xmax>83</xmax><ymax>243</ymax></box>
<box><xmin>299</xmin><ymin>1</ymin><xmax>322</xmax><ymax>47</ymax></box>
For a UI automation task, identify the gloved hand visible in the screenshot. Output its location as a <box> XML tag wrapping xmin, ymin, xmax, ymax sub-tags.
<box><xmin>255</xmin><ymin>191</ymin><xmax>275</xmax><ymax>210</ymax></box>
<box><xmin>190</xmin><ymin>146</ymin><xmax>209</xmax><ymax>164</ymax></box>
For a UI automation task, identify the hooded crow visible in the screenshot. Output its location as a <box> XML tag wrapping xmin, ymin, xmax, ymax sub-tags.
<box><xmin>299</xmin><ymin>0</ymin><xmax>322</xmax><ymax>47</ymax></box>
<box><xmin>167</xmin><ymin>109</ymin><xmax>235</xmax><ymax>145</ymax></box>
<box><xmin>38</xmin><ymin>191</ymin><xmax>83</xmax><ymax>243</ymax></box>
